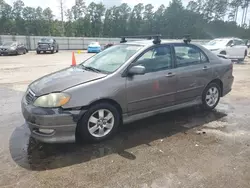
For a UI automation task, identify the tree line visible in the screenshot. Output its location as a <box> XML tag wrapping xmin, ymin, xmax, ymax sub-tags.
<box><xmin>0</xmin><ymin>0</ymin><xmax>250</xmax><ymax>39</ymax></box>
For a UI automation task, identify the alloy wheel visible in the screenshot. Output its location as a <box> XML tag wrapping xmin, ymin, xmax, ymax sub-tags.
<box><xmin>87</xmin><ymin>109</ymin><xmax>114</xmax><ymax>138</ymax></box>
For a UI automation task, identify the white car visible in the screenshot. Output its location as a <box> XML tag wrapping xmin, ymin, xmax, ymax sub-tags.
<box><xmin>203</xmin><ymin>38</ymin><xmax>248</xmax><ymax>61</ymax></box>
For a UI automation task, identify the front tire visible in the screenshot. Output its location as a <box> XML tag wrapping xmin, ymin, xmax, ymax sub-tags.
<box><xmin>77</xmin><ymin>102</ymin><xmax>120</xmax><ymax>142</ymax></box>
<box><xmin>201</xmin><ymin>83</ymin><xmax>221</xmax><ymax>110</ymax></box>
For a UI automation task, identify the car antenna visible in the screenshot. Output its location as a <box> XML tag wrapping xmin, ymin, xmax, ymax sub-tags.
<box><xmin>183</xmin><ymin>34</ymin><xmax>191</xmax><ymax>44</ymax></box>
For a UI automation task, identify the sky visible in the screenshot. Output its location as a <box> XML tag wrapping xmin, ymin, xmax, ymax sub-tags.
<box><xmin>5</xmin><ymin>0</ymin><xmax>248</xmax><ymax>24</ymax></box>
<box><xmin>5</xmin><ymin>0</ymin><xmax>190</xmax><ymax>17</ymax></box>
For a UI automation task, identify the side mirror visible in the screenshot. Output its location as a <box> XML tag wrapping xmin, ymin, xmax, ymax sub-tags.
<box><xmin>128</xmin><ymin>65</ymin><xmax>145</xmax><ymax>75</ymax></box>
<box><xmin>230</xmin><ymin>43</ymin><xmax>235</xmax><ymax>47</ymax></box>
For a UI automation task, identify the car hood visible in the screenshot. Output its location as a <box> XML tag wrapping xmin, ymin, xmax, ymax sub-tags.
<box><xmin>203</xmin><ymin>44</ymin><xmax>224</xmax><ymax>50</ymax></box>
<box><xmin>29</xmin><ymin>66</ymin><xmax>107</xmax><ymax>96</ymax></box>
<box><xmin>0</xmin><ymin>45</ymin><xmax>11</xmax><ymax>48</ymax></box>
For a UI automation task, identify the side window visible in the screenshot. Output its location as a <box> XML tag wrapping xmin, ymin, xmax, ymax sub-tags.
<box><xmin>226</xmin><ymin>40</ymin><xmax>234</xmax><ymax>46</ymax></box>
<box><xmin>234</xmin><ymin>39</ymin><xmax>244</xmax><ymax>46</ymax></box>
<box><xmin>134</xmin><ymin>46</ymin><xmax>172</xmax><ymax>73</ymax></box>
<box><xmin>174</xmin><ymin>45</ymin><xmax>208</xmax><ymax>67</ymax></box>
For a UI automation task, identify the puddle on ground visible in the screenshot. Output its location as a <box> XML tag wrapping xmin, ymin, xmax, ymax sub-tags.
<box><xmin>9</xmin><ymin>107</ymin><xmax>227</xmax><ymax>171</ymax></box>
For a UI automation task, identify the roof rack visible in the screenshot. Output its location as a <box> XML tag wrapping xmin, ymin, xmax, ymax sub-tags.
<box><xmin>120</xmin><ymin>34</ymin><xmax>162</xmax><ymax>44</ymax></box>
<box><xmin>183</xmin><ymin>34</ymin><xmax>191</xmax><ymax>44</ymax></box>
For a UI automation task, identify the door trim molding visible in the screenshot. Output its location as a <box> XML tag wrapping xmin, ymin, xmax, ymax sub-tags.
<box><xmin>123</xmin><ymin>97</ymin><xmax>202</xmax><ymax>124</ymax></box>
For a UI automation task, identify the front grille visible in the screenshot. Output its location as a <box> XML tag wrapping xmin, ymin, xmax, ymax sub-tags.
<box><xmin>25</xmin><ymin>89</ymin><xmax>36</xmax><ymax>105</ymax></box>
<box><xmin>0</xmin><ymin>48</ymin><xmax>7</xmax><ymax>51</ymax></box>
<box><xmin>38</xmin><ymin>44</ymin><xmax>49</xmax><ymax>49</ymax></box>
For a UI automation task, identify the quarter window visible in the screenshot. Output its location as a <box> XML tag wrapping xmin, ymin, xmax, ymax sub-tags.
<box><xmin>134</xmin><ymin>46</ymin><xmax>172</xmax><ymax>73</ymax></box>
<box><xmin>174</xmin><ymin>45</ymin><xmax>208</xmax><ymax>67</ymax></box>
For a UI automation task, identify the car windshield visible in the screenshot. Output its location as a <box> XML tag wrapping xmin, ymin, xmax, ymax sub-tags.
<box><xmin>2</xmin><ymin>42</ymin><xmax>15</xmax><ymax>46</ymax></box>
<box><xmin>81</xmin><ymin>44</ymin><xmax>143</xmax><ymax>73</ymax></box>
<box><xmin>39</xmin><ymin>38</ymin><xmax>53</xmax><ymax>43</ymax></box>
<box><xmin>207</xmin><ymin>39</ymin><xmax>228</xmax><ymax>46</ymax></box>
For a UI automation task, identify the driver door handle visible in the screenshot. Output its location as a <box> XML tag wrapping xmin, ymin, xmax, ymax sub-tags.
<box><xmin>165</xmin><ymin>72</ymin><xmax>175</xmax><ymax>77</ymax></box>
<box><xmin>203</xmin><ymin>66</ymin><xmax>209</xmax><ymax>70</ymax></box>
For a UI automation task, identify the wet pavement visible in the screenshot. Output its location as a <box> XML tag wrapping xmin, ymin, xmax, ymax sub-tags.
<box><xmin>0</xmin><ymin>52</ymin><xmax>250</xmax><ymax>187</ymax></box>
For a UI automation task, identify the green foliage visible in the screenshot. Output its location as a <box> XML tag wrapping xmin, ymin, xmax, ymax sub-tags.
<box><xmin>0</xmin><ymin>0</ymin><xmax>249</xmax><ymax>39</ymax></box>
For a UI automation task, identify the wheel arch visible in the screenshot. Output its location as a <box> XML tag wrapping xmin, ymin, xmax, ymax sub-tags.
<box><xmin>207</xmin><ymin>79</ymin><xmax>223</xmax><ymax>96</ymax></box>
<box><xmin>75</xmin><ymin>98</ymin><xmax>123</xmax><ymax>142</ymax></box>
<box><xmin>86</xmin><ymin>98</ymin><xmax>123</xmax><ymax>116</ymax></box>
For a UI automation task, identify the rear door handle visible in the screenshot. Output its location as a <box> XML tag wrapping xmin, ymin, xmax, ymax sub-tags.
<box><xmin>203</xmin><ymin>66</ymin><xmax>209</xmax><ymax>70</ymax></box>
<box><xmin>165</xmin><ymin>73</ymin><xmax>175</xmax><ymax>77</ymax></box>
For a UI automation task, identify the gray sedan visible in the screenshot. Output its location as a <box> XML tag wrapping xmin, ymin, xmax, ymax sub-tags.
<box><xmin>0</xmin><ymin>41</ymin><xmax>27</xmax><ymax>55</ymax></box>
<box><xmin>21</xmin><ymin>37</ymin><xmax>234</xmax><ymax>143</ymax></box>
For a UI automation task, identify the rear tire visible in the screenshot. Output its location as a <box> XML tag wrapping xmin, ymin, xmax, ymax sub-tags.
<box><xmin>77</xmin><ymin>102</ymin><xmax>120</xmax><ymax>143</ymax></box>
<box><xmin>201</xmin><ymin>83</ymin><xmax>221</xmax><ymax>110</ymax></box>
<box><xmin>36</xmin><ymin>50</ymin><xmax>40</xmax><ymax>54</ymax></box>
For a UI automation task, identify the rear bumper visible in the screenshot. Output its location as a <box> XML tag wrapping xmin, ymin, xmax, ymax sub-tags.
<box><xmin>222</xmin><ymin>76</ymin><xmax>234</xmax><ymax>97</ymax></box>
<box><xmin>87</xmin><ymin>47</ymin><xmax>101</xmax><ymax>53</ymax></box>
<box><xmin>21</xmin><ymin>97</ymin><xmax>84</xmax><ymax>143</ymax></box>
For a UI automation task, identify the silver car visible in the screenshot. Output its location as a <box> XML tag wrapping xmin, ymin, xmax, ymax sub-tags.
<box><xmin>21</xmin><ymin>36</ymin><xmax>234</xmax><ymax>143</ymax></box>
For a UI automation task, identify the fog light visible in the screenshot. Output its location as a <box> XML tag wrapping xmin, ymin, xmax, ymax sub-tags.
<box><xmin>39</xmin><ymin>129</ymin><xmax>54</xmax><ymax>134</ymax></box>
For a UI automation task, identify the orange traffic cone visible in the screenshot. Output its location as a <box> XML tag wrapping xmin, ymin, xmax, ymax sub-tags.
<box><xmin>71</xmin><ymin>52</ymin><xmax>76</xmax><ymax>66</ymax></box>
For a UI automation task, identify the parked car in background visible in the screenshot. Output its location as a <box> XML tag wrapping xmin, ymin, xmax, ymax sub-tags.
<box><xmin>203</xmin><ymin>37</ymin><xmax>248</xmax><ymax>61</ymax></box>
<box><xmin>21</xmin><ymin>35</ymin><xmax>234</xmax><ymax>144</ymax></box>
<box><xmin>87</xmin><ymin>42</ymin><xmax>101</xmax><ymax>53</ymax></box>
<box><xmin>103</xmin><ymin>43</ymin><xmax>114</xmax><ymax>50</ymax></box>
<box><xmin>36</xmin><ymin>38</ymin><xmax>59</xmax><ymax>54</ymax></box>
<box><xmin>0</xmin><ymin>41</ymin><xmax>27</xmax><ymax>55</ymax></box>
<box><xmin>246</xmin><ymin>40</ymin><xmax>250</xmax><ymax>48</ymax></box>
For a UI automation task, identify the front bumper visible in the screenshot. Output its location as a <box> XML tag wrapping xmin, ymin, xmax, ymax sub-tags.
<box><xmin>37</xmin><ymin>47</ymin><xmax>53</xmax><ymax>52</ymax></box>
<box><xmin>21</xmin><ymin>97</ymin><xmax>83</xmax><ymax>143</ymax></box>
<box><xmin>0</xmin><ymin>50</ymin><xmax>17</xmax><ymax>55</ymax></box>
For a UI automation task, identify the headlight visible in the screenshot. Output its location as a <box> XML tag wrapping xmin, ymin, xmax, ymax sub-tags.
<box><xmin>33</xmin><ymin>93</ymin><xmax>70</xmax><ymax>108</ymax></box>
<box><xmin>10</xmin><ymin>46</ymin><xmax>16</xmax><ymax>50</ymax></box>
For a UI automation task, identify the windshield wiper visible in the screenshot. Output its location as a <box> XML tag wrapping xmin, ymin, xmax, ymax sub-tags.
<box><xmin>80</xmin><ymin>65</ymin><xmax>102</xmax><ymax>73</ymax></box>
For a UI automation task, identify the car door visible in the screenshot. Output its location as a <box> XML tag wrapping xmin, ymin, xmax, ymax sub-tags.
<box><xmin>225</xmin><ymin>40</ymin><xmax>236</xmax><ymax>58</ymax></box>
<box><xmin>173</xmin><ymin>43</ymin><xmax>213</xmax><ymax>104</ymax></box>
<box><xmin>233</xmin><ymin>39</ymin><xmax>246</xmax><ymax>58</ymax></box>
<box><xmin>126</xmin><ymin>45</ymin><xmax>176</xmax><ymax>115</ymax></box>
<box><xmin>19</xmin><ymin>43</ymin><xmax>25</xmax><ymax>53</ymax></box>
<box><xmin>15</xmin><ymin>42</ymin><xmax>21</xmax><ymax>54</ymax></box>
<box><xmin>53</xmin><ymin>39</ymin><xmax>57</xmax><ymax>49</ymax></box>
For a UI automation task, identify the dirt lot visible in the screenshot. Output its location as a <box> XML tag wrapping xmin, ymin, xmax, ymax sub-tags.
<box><xmin>0</xmin><ymin>51</ymin><xmax>250</xmax><ymax>188</ymax></box>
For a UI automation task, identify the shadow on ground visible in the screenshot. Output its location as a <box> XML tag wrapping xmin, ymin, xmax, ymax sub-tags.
<box><xmin>9</xmin><ymin>107</ymin><xmax>226</xmax><ymax>171</ymax></box>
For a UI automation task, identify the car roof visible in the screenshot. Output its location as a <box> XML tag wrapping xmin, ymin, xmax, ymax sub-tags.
<box><xmin>213</xmin><ymin>37</ymin><xmax>243</xmax><ymax>41</ymax></box>
<box><xmin>125</xmin><ymin>39</ymin><xmax>186</xmax><ymax>46</ymax></box>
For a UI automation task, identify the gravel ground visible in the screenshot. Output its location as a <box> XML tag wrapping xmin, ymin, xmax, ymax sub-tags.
<box><xmin>0</xmin><ymin>51</ymin><xmax>250</xmax><ymax>188</ymax></box>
